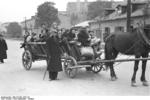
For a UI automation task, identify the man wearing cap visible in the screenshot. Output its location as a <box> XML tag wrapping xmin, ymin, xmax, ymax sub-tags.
<box><xmin>39</xmin><ymin>24</ymin><xmax>49</xmax><ymax>42</ymax></box>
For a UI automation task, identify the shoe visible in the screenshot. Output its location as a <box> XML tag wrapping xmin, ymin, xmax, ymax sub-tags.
<box><xmin>50</xmin><ymin>77</ymin><xmax>58</xmax><ymax>80</ymax></box>
<box><xmin>49</xmin><ymin>79</ymin><xmax>56</xmax><ymax>81</ymax></box>
<box><xmin>0</xmin><ymin>60</ymin><xmax>4</xmax><ymax>63</ymax></box>
<box><xmin>86</xmin><ymin>67</ymin><xmax>91</xmax><ymax>71</ymax></box>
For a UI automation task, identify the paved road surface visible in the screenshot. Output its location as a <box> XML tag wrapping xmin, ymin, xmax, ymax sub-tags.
<box><xmin>0</xmin><ymin>39</ymin><xmax>150</xmax><ymax>96</ymax></box>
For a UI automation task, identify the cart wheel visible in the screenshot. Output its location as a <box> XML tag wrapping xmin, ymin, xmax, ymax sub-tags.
<box><xmin>64</xmin><ymin>56</ymin><xmax>78</xmax><ymax>78</ymax></box>
<box><xmin>91</xmin><ymin>63</ymin><xmax>103</xmax><ymax>73</ymax></box>
<box><xmin>22</xmin><ymin>50</ymin><xmax>32</xmax><ymax>70</ymax></box>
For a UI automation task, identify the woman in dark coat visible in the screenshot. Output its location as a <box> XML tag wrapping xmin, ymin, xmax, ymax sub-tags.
<box><xmin>0</xmin><ymin>34</ymin><xmax>8</xmax><ymax>63</ymax></box>
<box><xmin>46</xmin><ymin>26</ymin><xmax>62</xmax><ymax>80</ymax></box>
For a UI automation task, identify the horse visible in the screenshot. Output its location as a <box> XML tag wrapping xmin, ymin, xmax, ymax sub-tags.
<box><xmin>105</xmin><ymin>26</ymin><xmax>150</xmax><ymax>86</ymax></box>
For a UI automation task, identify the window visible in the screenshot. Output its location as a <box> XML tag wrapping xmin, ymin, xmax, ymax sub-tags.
<box><xmin>115</xmin><ymin>26</ymin><xmax>124</xmax><ymax>32</ymax></box>
<box><xmin>105</xmin><ymin>27</ymin><xmax>110</xmax><ymax>34</ymax></box>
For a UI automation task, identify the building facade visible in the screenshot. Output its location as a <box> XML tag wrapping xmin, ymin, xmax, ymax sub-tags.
<box><xmin>20</xmin><ymin>11</ymin><xmax>71</xmax><ymax>36</ymax></box>
<box><xmin>67</xmin><ymin>0</ymin><xmax>89</xmax><ymax>25</ymax></box>
<box><xmin>20</xmin><ymin>16</ymin><xmax>38</xmax><ymax>36</ymax></box>
<box><xmin>58</xmin><ymin>11</ymin><xmax>71</xmax><ymax>29</ymax></box>
<box><xmin>90</xmin><ymin>0</ymin><xmax>150</xmax><ymax>42</ymax></box>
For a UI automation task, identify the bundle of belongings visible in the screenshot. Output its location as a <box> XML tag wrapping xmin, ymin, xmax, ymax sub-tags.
<box><xmin>66</xmin><ymin>28</ymin><xmax>94</xmax><ymax>58</ymax></box>
<box><xmin>69</xmin><ymin>28</ymin><xmax>101</xmax><ymax>59</ymax></box>
<box><xmin>80</xmin><ymin>46</ymin><xmax>94</xmax><ymax>57</ymax></box>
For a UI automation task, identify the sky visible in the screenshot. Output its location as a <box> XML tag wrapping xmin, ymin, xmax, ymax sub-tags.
<box><xmin>0</xmin><ymin>0</ymin><xmax>122</xmax><ymax>23</ymax></box>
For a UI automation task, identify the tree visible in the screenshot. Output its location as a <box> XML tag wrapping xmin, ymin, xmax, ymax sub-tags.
<box><xmin>87</xmin><ymin>1</ymin><xmax>112</xmax><ymax>20</ymax></box>
<box><xmin>35</xmin><ymin>1</ymin><xmax>60</xmax><ymax>28</ymax></box>
<box><xmin>6</xmin><ymin>22</ymin><xmax>22</xmax><ymax>38</ymax></box>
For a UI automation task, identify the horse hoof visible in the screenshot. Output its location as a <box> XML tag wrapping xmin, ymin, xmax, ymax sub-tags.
<box><xmin>142</xmin><ymin>81</ymin><xmax>149</xmax><ymax>86</ymax></box>
<box><xmin>111</xmin><ymin>77</ymin><xmax>117</xmax><ymax>81</ymax></box>
<box><xmin>131</xmin><ymin>82</ymin><xmax>137</xmax><ymax>87</ymax></box>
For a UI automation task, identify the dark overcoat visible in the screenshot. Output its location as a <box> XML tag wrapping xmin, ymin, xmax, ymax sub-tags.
<box><xmin>46</xmin><ymin>36</ymin><xmax>62</xmax><ymax>72</ymax></box>
<box><xmin>0</xmin><ymin>39</ymin><xmax>8</xmax><ymax>59</ymax></box>
<box><xmin>78</xmin><ymin>29</ymin><xmax>90</xmax><ymax>46</ymax></box>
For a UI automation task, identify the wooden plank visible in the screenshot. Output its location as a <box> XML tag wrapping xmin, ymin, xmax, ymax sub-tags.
<box><xmin>96</xmin><ymin>57</ymin><xmax>150</xmax><ymax>63</ymax></box>
<box><xmin>77</xmin><ymin>57</ymin><xmax>150</xmax><ymax>65</ymax></box>
<box><xmin>67</xmin><ymin>65</ymin><xmax>91</xmax><ymax>69</ymax></box>
<box><xmin>26</xmin><ymin>42</ymin><xmax>46</xmax><ymax>45</ymax></box>
<box><xmin>35</xmin><ymin>54</ymin><xmax>47</xmax><ymax>58</ymax></box>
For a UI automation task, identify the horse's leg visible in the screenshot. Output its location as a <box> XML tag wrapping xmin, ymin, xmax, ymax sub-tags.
<box><xmin>104</xmin><ymin>39</ymin><xmax>118</xmax><ymax>81</ymax></box>
<box><xmin>110</xmin><ymin>64</ymin><xmax>117</xmax><ymax>81</ymax></box>
<box><xmin>141</xmin><ymin>54</ymin><xmax>149</xmax><ymax>86</ymax></box>
<box><xmin>131</xmin><ymin>56</ymin><xmax>140</xmax><ymax>87</ymax></box>
<box><xmin>110</xmin><ymin>49</ymin><xmax>118</xmax><ymax>81</ymax></box>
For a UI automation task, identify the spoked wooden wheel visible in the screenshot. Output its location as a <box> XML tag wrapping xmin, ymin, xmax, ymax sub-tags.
<box><xmin>22</xmin><ymin>50</ymin><xmax>32</xmax><ymax>70</ymax></box>
<box><xmin>64</xmin><ymin>56</ymin><xmax>78</xmax><ymax>78</ymax></box>
<box><xmin>91</xmin><ymin>63</ymin><xmax>103</xmax><ymax>73</ymax></box>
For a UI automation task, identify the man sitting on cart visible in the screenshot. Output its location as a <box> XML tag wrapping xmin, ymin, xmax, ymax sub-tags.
<box><xmin>38</xmin><ymin>24</ymin><xmax>50</xmax><ymax>42</ymax></box>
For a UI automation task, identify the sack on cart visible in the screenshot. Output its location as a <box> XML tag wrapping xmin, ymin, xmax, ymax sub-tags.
<box><xmin>80</xmin><ymin>47</ymin><xmax>94</xmax><ymax>56</ymax></box>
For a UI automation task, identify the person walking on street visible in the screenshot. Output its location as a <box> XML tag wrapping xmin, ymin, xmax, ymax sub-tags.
<box><xmin>0</xmin><ymin>34</ymin><xmax>8</xmax><ymax>63</ymax></box>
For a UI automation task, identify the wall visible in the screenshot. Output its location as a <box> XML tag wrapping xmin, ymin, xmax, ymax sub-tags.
<box><xmin>67</xmin><ymin>1</ymin><xmax>89</xmax><ymax>25</ymax></box>
<box><xmin>99</xmin><ymin>16</ymin><xmax>150</xmax><ymax>41</ymax></box>
<box><xmin>58</xmin><ymin>13</ymin><xmax>71</xmax><ymax>29</ymax></box>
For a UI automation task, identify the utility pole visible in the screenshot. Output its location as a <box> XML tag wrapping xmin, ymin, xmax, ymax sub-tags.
<box><xmin>126</xmin><ymin>0</ymin><xmax>131</xmax><ymax>32</ymax></box>
<box><xmin>24</xmin><ymin>17</ymin><xmax>29</xmax><ymax>35</ymax></box>
<box><xmin>24</xmin><ymin>17</ymin><xmax>27</xmax><ymax>33</ymax></box>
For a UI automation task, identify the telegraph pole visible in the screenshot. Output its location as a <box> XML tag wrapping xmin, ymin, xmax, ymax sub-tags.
<box><xmin>126</xmin><ymin>0</ymin><xmax>131</xmax><ymax>32</ymax></box>
<box><xmin>24</xmin><ymin>17</ymin><xmax>27</xmax><ymax>33</ymax></box>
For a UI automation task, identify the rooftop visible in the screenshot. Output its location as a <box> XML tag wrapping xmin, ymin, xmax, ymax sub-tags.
<box><xmin>101</xmin><ymin>8</ymin><xmax>144</xmax><ymax>22</ymax></box>
<box><xmin>90</xmin><ymin>1</ymin><xmax>149</xmax><ymax>23</ymax></box>
<box><xmin>115</xmin><ymin>0</ymin><xmax>147</xmax><ymax>8</ymax></box>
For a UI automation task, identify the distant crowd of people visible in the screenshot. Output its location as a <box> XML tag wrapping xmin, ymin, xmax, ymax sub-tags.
<box><xmin>23</xmin><ymin>23</ymin><xmax>97</xmax><ymax>45</ymax></box>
